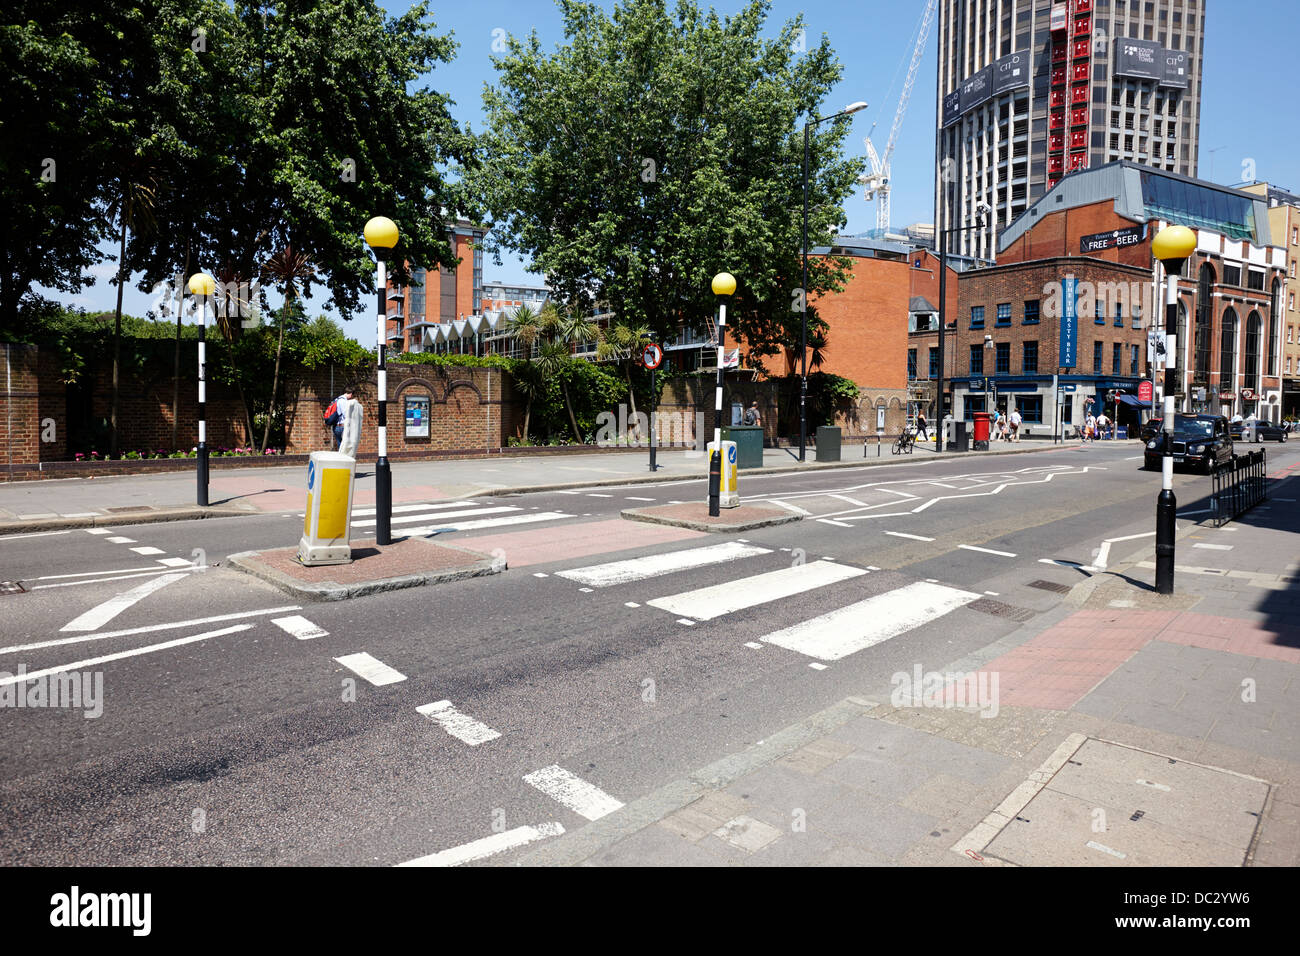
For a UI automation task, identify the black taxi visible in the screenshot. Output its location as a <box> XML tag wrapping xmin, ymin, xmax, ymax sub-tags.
<box><xmin>1142</xmin><ymin>414</ymin><xmax>1234</xmax><ymax>474</ymax></box>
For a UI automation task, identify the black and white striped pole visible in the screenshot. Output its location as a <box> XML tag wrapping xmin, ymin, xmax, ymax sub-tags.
<box><xmin>1151</xmin><ymin>225</ymin><xmax>1196</xmax><ymax>595</ymax></box>
<box><xmin>187</xmin><ymin>272</ymin><xmax>215</xmax><ymax>507</ymax></box>
<box><xmin>709</xmin><ymin>272</ymin><xmax>736</xmax><ymax>517</ymax></box>
<box><xmin>365</xmin><ymin>216</ymin><xmax>399</xmax><ymax>546</ymax></box>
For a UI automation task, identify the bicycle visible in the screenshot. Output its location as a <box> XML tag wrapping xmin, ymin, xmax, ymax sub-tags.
<box><xmin>892</xmin><ymin>426</ymin><xmax>916</xmax><ymax>455</ymax></box>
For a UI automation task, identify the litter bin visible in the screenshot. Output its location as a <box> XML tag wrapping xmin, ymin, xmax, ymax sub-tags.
<box><xmin>720</xmin><ymin>425</ymin><xmax>764</xmax><ymax>469</ymax></box>
<box><xmin>972</xmin><ymin>412</ymin><xmax>991</xmax><ymax>450</ymax></box>
<box><xmin>949</xmin><ymin>420</ymin><xmax>969</xmax><ymax>452</ymax></box>
<box><xmin>815</xmin><ymin>426</ymin><xmax>841</xmax><ymax>462</ymax></box>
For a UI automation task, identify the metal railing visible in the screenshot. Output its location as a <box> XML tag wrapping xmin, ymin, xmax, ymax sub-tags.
<box><xmin>1210</xmin><ymin>449</ymin><xmax>1267</xmax><ymax>527</ymax></box>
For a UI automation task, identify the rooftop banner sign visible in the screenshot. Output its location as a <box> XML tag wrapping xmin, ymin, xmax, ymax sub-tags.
<box><xmin>1060</xmin><ymin>276</ymin><xmax>1078</xmax><ymax>369</ymax></box>
<box><xmin>1162</xmin><ymin>50</ymin><xmax>1189</xmax><ymax>88</ymax></box>
<box><xmin>993</xmin><ymin>52</ymin><xmax>1030</xmax><ymax>94</ymax></box>
<box><xmin>1081</xmin><ymin>224</ymin><xmax>1145</xmax><ymax>253</ymax></box>
<box><xmin>961</xmin><ymin>65</ymin><xmax>994</xmax><ymax>112</ymax></box>
<box><xmin>942</xmin><ymin>89</ymin><xmax>962</xmax><ymax>128</ymax></box>
<box><xmin>1114</xmin><ymin>37</ymin><xmax>1163</xmax><ymax>81</ymax></box>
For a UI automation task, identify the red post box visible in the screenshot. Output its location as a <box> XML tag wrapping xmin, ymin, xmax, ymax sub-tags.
<box><xmin>973</xmin><ymin>411</ymin><xmax>991</xmax><ymax>450</ymax></box>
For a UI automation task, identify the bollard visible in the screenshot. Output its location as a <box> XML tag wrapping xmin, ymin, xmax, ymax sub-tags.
<box><xmin>298</xmin><ymin>451</ymin><xmax>357</xmax><ymax>566</ymax></box>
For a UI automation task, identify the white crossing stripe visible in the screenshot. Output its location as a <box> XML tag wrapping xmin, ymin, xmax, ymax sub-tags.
<box><xmin>523</xmin><ymin>765</ymin><xmax>624</xmax><ymax>821</ymax></box>
<box><xmin>625</xmin><ymin>496</ymin><xmax>655</xmax><ymax>502</ymax></box>
<box><xmin>84</xmin><ymin>529</ymin><xmax>112</xmax><ymax>535</ymax></box>
<box><xmin>334</xmin><ymin>652</ymin><xmax>406</xmax><ymax>686</ymax></box>
<box><xmin>769</xmin><ymin>499</ymin><xmax>812</xmax><ymax>515</ymax></box>
<box><xmin>397</xmin><ymin>823</ymin><xmax>564</xmax><ymax>867</ymax></box>
<box><xmin>760</xmin><ymin>581</ymin><xmax>980</xmax><ymax>661</ymax></box>
<box><xmin>130</xmin><ymin>546</ymin><xmax>166</xmax><ymax>556</ymax></box>
<box><xmin>1193</xmin><ymin>543</ymin><xmax>1233</xmax><ymax>551</ymax></box>
<box><xmin>648</xmin><ymin>561</ymin><xmax>867</xmax><ymax>622</ymax></box>
<box><xmin>958</xmin><ymin>544</ymin><xmax>1017</xmax><ymax>557</ymax></box>
<box><xmin>157</xmin><ymin>557</ymin><xmax>196</xmax><ymax>567</ymax></box>
<box><xmin>557</xmin><ymin>541</ymin><xmax>770</xmax><ymax>587</ymax></box>
<box><xmin>106</xmin><ymin>536</ymin><xmax>136</xmax><ymax>544</ymax></box>
<box><xmin>59</xmin><ymin>573</ymin><xmax>187</xmax><ymax>632</ymax></box>
<box><xmin>416</xmin><ymin>700</ymin><xmax>501</xmax><ymax>746</ymax></box>
<box><xmin>394</xmin><ymin>512</ymin><xmax>571</xmax><ymax>535</ymax></box>
<box><xmin>352</xmin><ymin>505</ymin><xmax>519</xmax><ymax>528</ymax></box>
<box><xmin>352</xmin><ymin>501</ymin><xmax>478</xmax><ymax>517</ymax></box>
<box><xmin>586</xmin><ymin>493</ymin><xmax>613</xmax><ymax>498</ymax></box>
<box><xmin>809</xmin><ymin>662</ymin><xmax>828</xmax><ymax>670</ymax></box>
<box><xmin>272</xmin><ymin>615</ymin><xmax>328</xmax><ymax>640</ymax></box>
<box><xmin>886</xmin><ymin>531</ymin><xmax>935</xmax><ymax>542</ymax></box>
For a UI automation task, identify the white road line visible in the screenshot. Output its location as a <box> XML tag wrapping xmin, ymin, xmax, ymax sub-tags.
<box><xmin>557</xmin><ymin>542</ymin><xmax>770</xmax><ymax>587</ymax></box>
<box><xmin>760</xmin><ymin>581</ymin><xmax>981</xmax><ymax>661</ymax></box>
<box><xmin>32</xmin><ymin>569</ymin><xmax>191</xmax><ymax>590</ymax></box>
<box><xmin>0</xmin><ymin>624</ymin><xmax>253</xmax><ymax>688</ymax></box>
<box><xmin>830</xmin><ymin>494</ymin><xmax>869</xmax><ymax>507</ymax></box>
<box><xmin>586</xmin><ymin>493</ymin><xmax>613</xmax><ymax>498</ymax></box>
<box><xmin>1193</xmin><ymin>543</ymin><xmax>1233</xmax><ymax>550</ymax></box>
<box><xmin>809</xmin><ymin>663</ymin><xmax>828</xmax><ymax>670</ymax></box>
<box><xmin>396</xmin><ymin>512</ymin><xmax>571</xmax><ymax>535</ymax></box>
<box><xmin>106</xmin><ymin>536</ymin><xmax>136</xmax><ymax>544</ymax></box>
<box><xmin>129</xmin><ymin>546</ymin><xmax>165</xmax><ymax>556</ymax></box>
<box><xmin>397</xmin><ymin>823</ymin><xmax>564</xmax><ymax>867</ymax></box>
<box><xmin>958</xmin><ymin>544</ymin><xmax>1017</xmax><ymax>557</ymax></box>
<box><xmin>0</xmin><ymin>605</ymin><xmax>301</xmax><ymax>657</ymax></box>
<box><xmin>1125</xmin><ymin>455</ymin><xmax>1143</xmax><ymax>461</ymax></box>
<box><xmin>769</xmin><ymin>499</ymin><xmax>812</xmax><ymax>516</ymax></box>
<box><xmin>818</xmin><ymin>519</ymin><xmax>854</xmax><ymax>528</ymax></box>
<box><xmin>886</xmin><ymin>531</ymin><xmax>935</xmax><ymax>542</ymax></box>
<box><xmin>84</xmin><ymin>529</ymin><xmax>112</xmax><ymax>535</ymax></box>
<box><xmin>352</xmin><ymin>501</ymin><xmax>477</xmax><ymax>517</ymax></box>
<box><xmin>523</xmin><ymin>765</ymin><xmax>624</xmax><ymax>821</ymax></box>
<box><xmin>648</xmin><ymin>561</ymin><xmax>867</xmax><ymax>622</ymax></box>
<box><xmin>625</xmin><ymin>496</ymin><xmax>656</xmax><ymax>502</ymax></box>
<box><xmin>744</xmin><ymin>642</ymin><xmax>763</xmax><ymax>649</ymax></box>
<box><xmin>1087</xmin><ymin>531</ymin><xmax>1157</xmax><ymax>571</ymax></box>
<box><xmin>1038</xmin><ymin>558</ymin><xmax>1085</xmax><ymax>568</ymax></box>
<box><xmin>353</xmin><ymin>505</ymin><xmax>519</xmax><ymax>528</ymax></box>
<box><xmin>334</xmin><ymin>652</ymin><xmax>406</xmax><ymax>686</ymax></box>
<box><xmin>32</xmin><ymin>565</ymin><xmax>166</xmax><ymax>581</ymax></box>
<box><xmin>156</xmin><ymin>557</ymin><xmax>196</xmax><ymax>567</ymax></box>
<box><xmin>0</xmin><ymin>530</ymin><xmax>72</xmax><ymax>541</ymax></box>
<box><xmin>555</xmin><ymin>491</ymin><xmax>581</xmax><ymax>495</ymax></box>
<box><xmin>272</xmin><ymin>615</ymin><xmax>328</xmax><ymax>640</ymax></box>
<box><xmin>416</xmin><ymin>700</ymin><xmax>501</xmax><ymax>746</ymax></box>
<box><xmin>59</xmin><ymin>573</ymin><xmax>187</xmax><ymax>632</ymax></box>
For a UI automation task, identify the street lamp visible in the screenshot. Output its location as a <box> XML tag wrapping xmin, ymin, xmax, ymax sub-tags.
<box><xmin>936</xmin><ymin>204</ymin><xmax>989</xmax><ymax>451</ymax></box>
<box><xmin>365</xmin><ymin>215</ymin><xmax>399</xmax><ymax>546</ymax></box>
<box><xmin>801</xmin><ymin>100</ymin><xmax>868</xmax><ymax>462</ymax></box>
<box><xmin>709</xmin><ymin>271</ymin><xmax>736</xmax><ymax>517</ymax></box>
<box><xmin>1151</xmin><ymin>224</ymin><xmax>1196</xmax><ymax>595</ymax></box>
<box><xmin>187</xmin><ymin>272</ymin><xmax>216</xmax><ymax>507</ymax></box>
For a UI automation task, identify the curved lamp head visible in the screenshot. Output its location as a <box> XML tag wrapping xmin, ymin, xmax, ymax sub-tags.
<box><xmin>1152</xmin><ymin>224</ymin><xmax>1196</xmax><ymax>277</ymax></box>
<box><xmin>843</xmin><ymin>101</ymin><xmax>869</xmax><ymax>115</ymax></box>
<box><xmin>364</xmin><ymin>216</ymin><xmax>400</xmax><ymax>250</ymax></box>
<box><xmin>711</xmin><ymin>272</ymin><xmax>737</xmax><ymax>297</ymax></box>
<box><xmin>187</xmin><ymin>272</ymin><xmax>216</xmax><ymax>297</ymax></box>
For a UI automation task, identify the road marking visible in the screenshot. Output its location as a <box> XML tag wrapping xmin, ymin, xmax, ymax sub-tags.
<box><xmin>352</xmin><ymin>505</ymin><xmax>519</xmax><ymax>528</ymax></box>
<box><xmin>106</xmin><ymin>536</ymin><xmax>136</xmax><ymax>544</ymax></box>
<box><xmin>1193</xmin><ymin>543</ymin><xmax>1233</xmax><ymax>550</ymax></box>
<box><xmin>818</xmin><ymin>518</ymin><xmax>854</xmax><ymax>528</ymax></box>
<box><xmin>272</xmin><ymin>615</ymin><xmax>328</xmax><ymax>640</ymax></box>
<box><xmin>84</xmin><ymin>529</ymin><xmax>112</xmax><ymax>535</ymax></box>
<box><xmin>886</xmin><ymin>531</ymin><xmax>935</xmax><ymax>542</ymax></box>
<box><xmin>0</xmin><ymin>624</ymin><xmax>253</xmax><ymax>688</ymax></box>
<box><xmin>555</xmin><ymin>491</ymin><xmax>581</xmax><ymax>495</ymax></box>
<box><xmin>624</xmin><ymin>601</ymin><xmax>640</xmax><ymax>608</ymax></box>
<box><xmin>760</xmin><ymin>581</ymin><xmax>981</xmax><ymax>661</ymax></box>
<box><xmin>809</xmin><ymin>662</ymin><xmax>828</xmax><ymax>670</ymax></box>
<box><xmin>32</xmin><ymin>565</ymin><xmax>170</xmax><ymax>581</ymax></box>
<box><xmin>586</xmin><ymin>493</ymin><xmax>613</xmax><ymax>498</ymax></box>
<box><xmin>677</xmin><ymin>618</ymin><xmax>695</xmax><ymax>626</ymax></box>
<box><xmin>0</xmin><ymin>606</ymin><xmax>301</xmax><ymax>657</ymax></box>
<box><xmin>1125</xmin><ymin>455</ymin><xmax>1143</xmax><ymax>461</ymax></box>
<box><xmin>1086</xmin><ymin>531</ymin><xmax>1158</xmax><ymax>572</ymax></box>
<box><xmin>334</xmin><ymin>652</ymin><xmax>406</xmax><ymax>686</ymax></box>
<box><xmin>0</xmin><ymin>530</ymin><xmax>72</xmax><ymax>541</ymax></box>
<box><xmin>59</xmin><ymin>572</ymin><xmax>187</xmax><ymax>632</ymax></box>
<box><xmin>32</xmin><ymin>569</ymin><xmax>191</xmax><ymax>590</ymax></box>
<box><xmin>523</xmin><ymin>765</ymin><xmax>624</xmax><ymax>821</ymax></box>
<box><xmin>1086</xmin><ymin>841</ymin><xmax>1127</xmax><ymax>860</ymax></box>
<box><xmin>1039</xmin><ymin>558</ymin><xmax>1086</xmax><ymax>568</ymax></box>
<box><xmin>129</xmin><ymin>546</ymin><xmax>166</xmax><ymax>556</ymax></box>
<box><xmin>396</xmin><ymin>512</ymin><xmax>571</xmax><ymax>535</ymax></box>
<box><xmin>625</xmin><ymin>496</ymin><xmax>655</xmax><ymax>502</ymax></box>
<box><xmin>352</xmin><ymin>501</ymin><xmax>478</xmax><ymax>516</ymax></box>
<box><xmin>557</xmin><ymin>541</ymin><xmax>770</xmax><ymax>587</ymax></box>
<box><xmin>959</xmin><ymin>544</ymin><xmax>1017</xmax><ymax>557</ymax></box>
<box><xmin>416</xmin><ymin>700</ymin><xmax>501</xmax><ymax>746</ymax></box>
<box><xmin>156</xmin><ymin>557</ymin><xmax>196</xmax><ymax>567</ymax></box>
<box><xmin>744</xmin><ymin>642</ymin><xmax>763</xmax><ymax>649</ymax></box>
<box><xmin>397</xmin><ymin>823</ymin><xmax>564</xmax><ymax>867</ymax></box>
<box><xmin>830</xmin><ymin>494</ymin><xmax>869</xmax><ymax>507</ymax></box>
<box><xmin>648</xmin><ymin>561</ymin><xmax>866</xmax><ymax>622</ymax></box>
<box><xmin>769</xmin><ymin>499</ymin><xmax>812</xmax><ymax>516</ymax></box>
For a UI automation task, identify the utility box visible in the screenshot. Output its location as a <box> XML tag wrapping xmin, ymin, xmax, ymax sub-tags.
<box><xmin>720</xmin><ymin>425</ymin><xmax>764</xmax><ymax>469</ymax></box>
<box><xmin>815</xmin><ymin>426</ymin><xmax>841</xmax><ymax>461</ymax></box>
<box><xmin>948</xmin><ymin>420</ymin><xmax>969</xmax><ymax>452</ymax></box>
<box><xmin>297</xmin><ymin>451</ymin><xmax>356</xmax><ymax>566</ymax></box>
<box><xmin>706</xmin><ymin>439</ymin><xmax>739</xmax><ymax>508</ymax></box>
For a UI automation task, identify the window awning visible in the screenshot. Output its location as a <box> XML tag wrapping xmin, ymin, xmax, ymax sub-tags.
<box><xmin>1117</xmin><ymin>394</ymin><xmax>1152</xmax><ymax>408</ymax></box>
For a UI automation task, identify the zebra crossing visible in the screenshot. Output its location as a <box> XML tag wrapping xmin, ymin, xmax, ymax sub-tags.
<box><xmin>310</xmin><ymin>498</ymin><xmax>577</xmax><ymax>537</ymax></box>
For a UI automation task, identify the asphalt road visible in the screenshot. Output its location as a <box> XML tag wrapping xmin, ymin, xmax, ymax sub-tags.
<box><xmin>1</xmin><ymin>439</ymin><xmax>1293</xmax><ymax>865</ymax></box>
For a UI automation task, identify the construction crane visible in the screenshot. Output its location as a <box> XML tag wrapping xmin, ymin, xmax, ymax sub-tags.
<box><xmin>861</xmin><ymin>0</ymin><xmax>938</xmax><ymax>233</ymax></box>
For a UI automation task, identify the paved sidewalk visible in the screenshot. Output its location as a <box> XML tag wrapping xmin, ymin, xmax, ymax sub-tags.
<box><xmin>517</xmin><ymin>473</ymin><xmax>1300</xmax><ymax>867</ymax></box>
<box><xmin>0</xmin><ymin>437</ymin><xmax>1080</xmax><ymax>529</ymax></box>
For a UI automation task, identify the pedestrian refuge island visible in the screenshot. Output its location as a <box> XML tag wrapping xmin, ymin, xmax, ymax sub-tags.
<box><xmin>297</xmin><ymin>451</ymin><xmax>356</xmax><ymax>566</ymax></box>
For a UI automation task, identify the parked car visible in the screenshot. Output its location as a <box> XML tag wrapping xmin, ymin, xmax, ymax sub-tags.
<box><xmin>1229</xmin><ymin>419</ymin><xmax>1289</xmax><ymax>443</ymax></box>
<box><xmin>1142</xmin><ymin>414</ymin><xmax>1234</xmax><ymax>473</ymax></box>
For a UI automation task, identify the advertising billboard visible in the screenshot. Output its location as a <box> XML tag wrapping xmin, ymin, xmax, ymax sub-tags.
<box><xmin>993</xmin><ymin>52</ymin><xmax>1030</xmax><ymax>94</ymax></box>
<box><xmin>1080</xmin><ymin>224</ymin><xmax>1145</xmax><ymax>254</ymax></box>
<box><xmin>1162</xmin><ymin>50</ymin><xmax>1189</xmax><ymax>88</ymax></box>
<box><xmin>942</xmin><ymin>89</ymin><xmax>962</xmax><ymax>128</ymax></box>
<box><xmin>1114</xmin><ymin>37</ymin><xmax>1163</xmax><ymax>81</ymax></box>
<box><xmin>1060</xmin><ymin>277</ymin><xmax>1078</xmax><ymax>369</ymax></box>
<box><xmin>961</xmin><ymin>65</ymin><xmax>994</xmax><ymax>112</ymax></box>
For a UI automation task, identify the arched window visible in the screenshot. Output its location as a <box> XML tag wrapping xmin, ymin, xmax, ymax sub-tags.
<box><xmin>1269</xmin><ymin>279</ymin><xmax>1282</xmax><ymax>376</ymax></box>
<box><xmin>1244</xmin><ymin>311</ymin><xmax>1261</xmax><ymax>390</ymax></box>
<box><xmin>1219</xmin><ymin>308</ymin><xmax>1237</xmax><ymax>386</ymax></box>
<box><xmin>1194</xmin><ymin>264</ymin><xmax>1214</xmax><ymax>382</ymax></box>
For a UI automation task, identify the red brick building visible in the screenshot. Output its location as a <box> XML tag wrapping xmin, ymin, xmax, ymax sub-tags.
<box><xmin>382</xmin><ymin>219</ymin><xmax>487</xmax><ymax>354</ymax></box>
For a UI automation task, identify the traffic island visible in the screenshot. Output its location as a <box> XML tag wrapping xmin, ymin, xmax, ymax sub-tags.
<box><xmin>227</xmin><ymin>536</ymin><xmax>503</xmax><ymax>601</ymax></box>
<box><xmin>620</xmin><ymin>501</ymin><xmax>801</xmax><ymax>533</ymax></box>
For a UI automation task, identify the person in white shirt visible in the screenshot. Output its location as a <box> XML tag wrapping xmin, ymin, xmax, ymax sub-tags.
<box><xmin>1009</xmin><ymin>409</ymin><xmax>1022</xmax><ymax>442</ymax></box>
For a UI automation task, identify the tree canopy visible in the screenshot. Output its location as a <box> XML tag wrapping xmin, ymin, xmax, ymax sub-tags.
<box><xmin>469</xmin><ymin>0</ymin><xmax>864</xmax><ymax>370</ymax></box>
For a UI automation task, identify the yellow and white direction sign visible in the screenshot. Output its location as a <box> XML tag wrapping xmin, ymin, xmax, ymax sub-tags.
<box><xmin>706</xmin><ymin>439</ymin><xmax>739</xmax><ymax>508</ymax></box>
<box><xmin>297</xmin><ymin>451</ymin><xmax>356</xmax><ymax>566</ymax></box>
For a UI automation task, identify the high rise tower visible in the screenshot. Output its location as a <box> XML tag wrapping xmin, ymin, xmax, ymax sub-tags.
<box><xmin>935</xmin><ymin>0</ymin><xmax>1206</xmax><ymax>259</ymax></box>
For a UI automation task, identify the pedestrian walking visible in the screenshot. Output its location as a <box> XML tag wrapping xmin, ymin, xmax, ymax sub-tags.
<box><xmin>916</xmin><ymin>412</ymin><xmax>929</xmax><ymax>441</ymax></box>
<box><xmin>1009</xmin><ymin>408</ymin><xmax>1022</xmax><ymax>442</ymax></box>
<box><xmin>328</xmin><ymin>386</ymin><xmax>355</xmax><ymax>450</ymax></box>
<box><xmin>742</xmin><ymin>401</ymin><xmax>761</xmax><ymax>427</ymax></box>
<box><xmin>1095</xmin><ymin>412</ymin><xmax>1110</xmax><ymax>441</ymax></box>
<box><xmin>1084</xmin><ymin>412</ymin><xmax>1097</xmax><ymax>443</ymax></box>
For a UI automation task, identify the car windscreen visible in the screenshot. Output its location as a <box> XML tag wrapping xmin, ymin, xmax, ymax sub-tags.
<box><xmin>1173</xmin><ymin>419</ymin><xmax>1215</xmax><ymax>438</ymax></box>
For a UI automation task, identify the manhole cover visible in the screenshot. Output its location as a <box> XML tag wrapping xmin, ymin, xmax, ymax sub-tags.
<box><xmin>1</xmin><ymin>581</ymin><xmax>27</xmax><ymax>595</ymax></box>
<box><xmin>984</xmin><ymin>739</ymin><xmax>1268</xmax><ymax>866</ymax></box>
<box><xmin>1027</xmin><ymin>579</ymin><xmax>1071</xmax><ymax>594</ymax></box>
<box><xmin>968</xmin><ymin>597</ymin><xmax>1036</xmax><ymax>622</ymax></box>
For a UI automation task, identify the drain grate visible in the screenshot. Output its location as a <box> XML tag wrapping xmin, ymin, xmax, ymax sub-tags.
<box><xmin>968</xmin><ymin>597</ymin><xmax>1036</xmax><ymax>622</ymax></box>
<box><xmin>1027</xmin><ymin>579</ymin><xmax>1071</xmax><ymax>594</ymax></box>
<box><xmin>1</xmin><ymin>581</ymin><xmax>28</xmax><ymax>595</ymax></box>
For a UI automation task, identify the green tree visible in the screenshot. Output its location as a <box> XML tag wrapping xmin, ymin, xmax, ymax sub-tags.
<box><xmin>259</xmin><ymin>246</ymin><xmax>317</xmax><ymax>453</ymax></box>
<box><xmin>471</xmin><ymin>0</ymin><xmax>863</xmax><ymax>366</ymax></box>
<box><xmin>503</xmin><ymin>303</ymin><xmax>543</xmax><ymax>439</ymax></box>
<box><xmin>533</xmin><ymin>304</ymin><xmax>600</xmax><ymax>443</ymax></box>
<box><xmin>597</xmin><ymin>321</ymin><xmax>652</xmax><ymax>427</ymax></box>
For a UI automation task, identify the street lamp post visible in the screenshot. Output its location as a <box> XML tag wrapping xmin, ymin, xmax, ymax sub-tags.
<box><xmin>365</xmin><ymin>216</ymin><xmax>400</xmax><ymax>546</ymax></box>
<box><xmin>801</xmin><ymin>100</ymin><xmax>867</xmax><ymax>462</ymax></box>
<box><xmin>709</xmin><ymin>272</ymin><xmax>736</xmax><ymax>517</ymax></box>
<box><xmin>936</xmin><ymin>209</ymin><xmax>988</xmax><ymax>452</ymax></box>
<box><xmin>187</xmin><ymin>272</ymin><xmax>216</xmax><ymax>507</ymax></box>
<box><xmin>1151</xmin><ymin>225</ymin><xmax>1196</xmax><ymax>595</ymax></box>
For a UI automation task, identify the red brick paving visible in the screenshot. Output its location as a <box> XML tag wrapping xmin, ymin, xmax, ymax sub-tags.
<box><xmin>628</xmin><ymin>501</ymin><xmax>795</xmax><ymax>526</ymax></box>
<box><xmin>244</xmin><ymin>536</ymin><xmax>490</xmax><ymax>583</ymax></box>
<box><xmin>458</xmin><ymin>518</ymin><xmax>706</xmax><ymax>568</ymax></box>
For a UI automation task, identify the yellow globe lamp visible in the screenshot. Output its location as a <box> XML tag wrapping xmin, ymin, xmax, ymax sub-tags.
<box><xmin>711</xmin><ymin>272</ymin><xmax>736</xmax><ymax>296</ymax></box>
<box><xmin>364</xmin><ymin>216</ymin><xmax>400</xmax><ymax>250</ymax></box>
<box><xmin>1151</xmin><ymin>224</ymin><xmax>1196</xmax><ymax>277</ymax></box>
<box><xmin>187</xmin><ymin>272</ymin><xmax>216</xmax><ymax>296</ymax></box>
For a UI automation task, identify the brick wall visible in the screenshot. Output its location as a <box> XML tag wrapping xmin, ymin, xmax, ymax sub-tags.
<box><xmin>808</xmin><ymin>254</ymin><xmax>911</xmax><ymax>392</ymax></box>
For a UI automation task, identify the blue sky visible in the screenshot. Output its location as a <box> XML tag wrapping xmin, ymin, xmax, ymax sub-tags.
<box><xmin>57</xmin><ymin>0</ymin><xmax>1300</xmax><ymax>329</ymax></box>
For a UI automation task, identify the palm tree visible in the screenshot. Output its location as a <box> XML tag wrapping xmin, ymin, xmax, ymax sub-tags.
<box><xmin>503</xmin><ymin>304</ymin><xmax>542</xmax><ymax>439</ymax></box>
<box><xmin>260</xmin><ymin>246</ymin><xmax>317</xmax><ymax>453</ymax></box>
<box><xmin>597</xmin><ymin>321</ymin><xmax>653</xmax><ymax>431</ymax></box>
<box><xmin>537</xmin><ymin>303</ymin><xmax>599</xmax><ymax>443</ymax></box>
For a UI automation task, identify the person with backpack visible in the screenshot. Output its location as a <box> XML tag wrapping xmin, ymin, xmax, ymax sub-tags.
<box><xmin>742</xmin><ymin>401</ymin><xmax>761</xmax><ymax>427</ymax></box>
<box><xmin>325</xmin><ymin>387</ymin><xmax>354</xmax><ymax>450</ymax></box>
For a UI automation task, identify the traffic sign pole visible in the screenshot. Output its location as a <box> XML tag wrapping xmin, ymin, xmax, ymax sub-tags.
<box><xmin>642</xmin><ymin>343</ymin><xmax>663</xmax><ymax>473</ymax></box>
